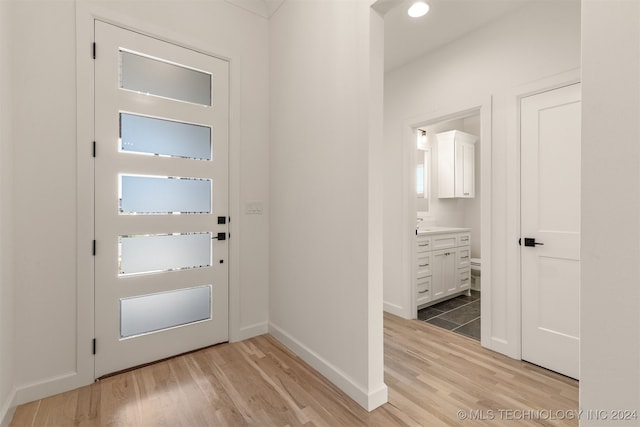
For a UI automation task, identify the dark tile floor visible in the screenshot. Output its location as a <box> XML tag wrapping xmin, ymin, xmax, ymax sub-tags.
<box><xmin>418</xmin><ymin>290</ymin><xmax>480</xmax><ymax>340</ymax></box>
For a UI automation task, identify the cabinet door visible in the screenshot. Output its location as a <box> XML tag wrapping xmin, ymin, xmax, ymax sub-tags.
<box><xmin>455</xmin><ymin>141</ymin><xmax>475</xmax><ymax>197</ymax></box>
<box><xmin>438</xmin><ymin>139</ymin><xmax>455</xmax><ymax>198</ymax></box>
<box><xmin>431</xmin><ymin>249</ymin><xmax>457</xmax><ymax>299</ymax></box>
<box><xmin>431</xmin><ymin>250</ymin><xmax>445</xmax><ymax>299</ymax></box>
<box><xmin>443</xmin><ymin>249</ymin><xmax>457</xmax><ymax>294</ymax></box>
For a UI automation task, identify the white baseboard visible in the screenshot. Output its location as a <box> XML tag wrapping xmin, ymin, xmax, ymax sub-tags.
<box><xmin>9</xmin><ymin>322</ymin><xmax>269</xmax><ymax>411</ymax></box>
<box><xmin>383</xmin><ymin>301</ymin><xmax>412</xmax><ymax>319</ymax></box>
<box><xmin>268</xmin><ymin>322</ymin><xmax>388</xmax><ymax>411</ymax></box>
<box><xmin>0</xmin><ymin>388</ymin><xmax>16</xmax><ymax>427</ymax></box>
<box><xmin>366</xmin><ymin>383</ymin><xmax>389</xmax><ymax>411</ymax></box>
<box><xmin>13</xmin><ymin>371</ymin><xmax>91</xmax><ymax>409</ymax></box>
<box><xmin>231</xmin><ymin>321</ymin><xmax>269</xmax><ymax>342</ymax></box>
<box><xmin>484</xmin><ymin>336</ymin><xmax>520</xmax><ymax>360</ymax></box>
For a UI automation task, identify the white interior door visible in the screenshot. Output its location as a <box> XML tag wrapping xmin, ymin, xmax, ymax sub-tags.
<box><xmin>94</xmin><ymin>21</ymin><xmax>229</xmax><ymax>377</ymax></box>
<box><xmin>521</xmin><ymin>83</ymin><xmax>580</xmax><ymax>379</ymax></box>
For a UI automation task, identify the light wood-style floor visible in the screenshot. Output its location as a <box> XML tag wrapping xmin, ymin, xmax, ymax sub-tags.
<box><xmin>10</xmin><ymin>313</ymin><xmax>578</xmax><ymax>426</ymax></box>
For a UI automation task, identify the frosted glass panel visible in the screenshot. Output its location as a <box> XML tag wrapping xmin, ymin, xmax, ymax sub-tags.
<box><xmin>119</xmin><ymin>233</ymin><xmax>211</xmax><ymax>276</ymax></box>
<box><xmin>120</xmin><ymin>285</ymin><xmax>211</xmax><ymax>338</ymax></box>
<box><xmin>120</xmin><ymin>50</ymin><xmax>211</xmax><ymax>106</ymax></box>
<box><xmin>120</xmin><ymin>113</ymin><xmax>211</xmax><ymax>160</ymax></box>
<box><xmin>120</xmin><ymin>175</ymin><xmax>211</xmax><ymax>214</ymax></box>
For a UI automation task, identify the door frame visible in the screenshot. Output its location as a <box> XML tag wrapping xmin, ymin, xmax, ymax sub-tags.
<box><xmin>504</xmin><ymin>68</ymin><xmax>582</xmax><ymax>360</ymax></box>
<box><xmin>403</xmin><ymin>95</ymin><xmax>492</xmax><ymax>346</ymax></box>
<box><xmin>75</xmin><ymin>5</ymin><xmax>240</xmax><ymax>387</ymax></box>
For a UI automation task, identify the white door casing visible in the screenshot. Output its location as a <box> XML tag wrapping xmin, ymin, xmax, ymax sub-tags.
<box><xmin>521</xmin><ymin>83</ymin><xmax>581</xmax><ymax>379</ymax></box>
<box><xmin>94</xmin><ymin>21</ymin><xmax>229</xmax><ymax>377</ymax></box>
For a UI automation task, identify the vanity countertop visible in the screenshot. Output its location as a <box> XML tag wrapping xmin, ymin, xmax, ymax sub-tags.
<box><xmin>416</xmin><ymin>226</ymin><xmax>471</xmax><ymax>236</ymax></box>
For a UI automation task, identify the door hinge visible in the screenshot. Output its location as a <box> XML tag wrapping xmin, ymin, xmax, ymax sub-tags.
<box><xmin>92</xmin><ymin>141</ymin><xmax>96</xmax><ymax>158</ymax></box>
<box><xmin>92</xmin><ymin>42</ymin><xmax>96</xmax><ymax>59</ymax></box>
<box><xmin>92</xmin><ymin>338</ymin><xmax>96</xmax><ymax>355</ymax></box>
<box><xmin>92</xmin><ymin>240</ymin><xmax>96</xmax><ymax>256</ymax></box>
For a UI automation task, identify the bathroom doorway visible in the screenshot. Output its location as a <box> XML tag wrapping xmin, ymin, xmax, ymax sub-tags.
<box><xmin>409</xmin><ymin>107</ymin><xmax>488</xmax><ymax>342</ymax></box>
<box><xmin>381</xmin><ymin>0</ymin><xmax>580</xmax><ymax>370</ymax></box>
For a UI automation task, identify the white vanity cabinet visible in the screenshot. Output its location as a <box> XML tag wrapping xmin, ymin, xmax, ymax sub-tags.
<box><xmin>437</xmin><ymin>130</ymin><xmax>477</xmax><ymax>198</ymax></box>
<box><xmin>416</xmin><ymin>228</ymin><xmax>471</xmax><ymax>309</ymax></box>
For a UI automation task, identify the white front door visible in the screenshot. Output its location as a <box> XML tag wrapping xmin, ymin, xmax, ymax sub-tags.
<box><xmin>94</xmin><ymin>21</ymin><xmax>229</xmax><ymax>377</ymax></box>
<box><xmin>521</xmin><ymin>83</ymin><xmax>581</xmax><ymax>380</ymax></box>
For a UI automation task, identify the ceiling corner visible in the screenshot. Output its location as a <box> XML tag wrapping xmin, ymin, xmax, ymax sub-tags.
<box><xmin>264</xmin><ymin>0</ymin><xmax>285</xmax><ymax>17</ymax></box>
<box><xmin>372</xmin><ymin>0</ymin><xmax>404</xmax><ymax>16</ymax></box>
<box><xmin>224</xmin><ymin>0</ymin><xmax>284</xmax><ymax>19</ymax></box>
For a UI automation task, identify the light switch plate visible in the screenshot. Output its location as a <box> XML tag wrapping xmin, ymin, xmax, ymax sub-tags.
<box><xmin>245</xmin><ymin>201</ymin><xmax>263</xmax><ymax>214</ymax></box>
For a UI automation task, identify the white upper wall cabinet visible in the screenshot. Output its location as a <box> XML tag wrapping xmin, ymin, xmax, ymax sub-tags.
<box><xmin>437</xmin><ymin>130</ymin><xmax>477</xmax><ymax>198</ymax></box>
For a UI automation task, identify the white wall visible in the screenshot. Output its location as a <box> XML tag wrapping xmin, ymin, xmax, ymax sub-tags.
<box><xmin>10</xmin><ymin>0</ymin><xmax>269</xmax><ymax>405</ymax></box>
<box><xmin>382</xmin><ymin>0</ymin><xmax>581</xmax><ymax>356</ymax></box>
<box><xmin>12</xmin><ymin>0</ymin><xmax>78</xmax><ymax>395</ymax></box>
<box><xmin>580</xmin><ymin>0</ymin><xmax>640</xmax><ymax>421</ymax></box>
<box><xmin>268</xmin><ymin>0</ymin><xmax>387</xmax><ymax>411</ymax></box>
<box><xmin>0</xmin><ymin>0</ymin><xmax>15</xmax><ymax>423</ymax></box>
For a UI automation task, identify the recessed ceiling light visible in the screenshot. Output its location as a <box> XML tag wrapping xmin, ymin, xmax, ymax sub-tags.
<box><xmin>408</xmin><ymin>1</ymin><xmax>430</xmax><ymax>18</ymax></box>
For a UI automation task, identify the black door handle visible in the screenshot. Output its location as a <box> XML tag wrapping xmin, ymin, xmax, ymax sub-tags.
<box><xmin>523</xmin><ymin>237</ymin><xmax>544</xmax><ymax>247</ymax></box>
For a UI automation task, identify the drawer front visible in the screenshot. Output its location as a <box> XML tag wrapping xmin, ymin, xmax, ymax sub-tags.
<box><xmin>458</xmin><ymin>268</ymin><xmax>471</xmax><ymax>290</ymax></box>
<box><xmin>416</xmin><ymin>275</ymin><xmax>432</xmax><ymax>306</ymax></box>
<box><xmin>457</xmin><ymin>247</ymin><xmax>470</xmax><ymax>268</ymax></box>
<box><xmin>416</xmin><ymin>236</ymin><xmax>432</xmax><ymax>253</ymax></box>
<box><xmin>457</xmin><ymin>233</ymin><xmax>471</xmax><ymax>246</ymax></box>
<box><xmin>417</xmin><ymin>253</ymin><xmax>432</xmax><ymax>277</ymax></box>
<box><xmin>431</xmin><ymin>233</ymin><xmax>458</xmax><ymax>250</ymax></box>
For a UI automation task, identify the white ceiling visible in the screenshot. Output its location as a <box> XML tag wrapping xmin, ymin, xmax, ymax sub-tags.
<box><xmin>384</xmin><ymin>0</ymin><xmax>534</xmax><ymax>72</ymax></box>
<box><xmin>225</xmin><ymin>0</ymin><xmax>533</xmax><ymax>71</ymax></box>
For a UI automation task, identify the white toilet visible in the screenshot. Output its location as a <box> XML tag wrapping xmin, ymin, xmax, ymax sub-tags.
<box><xmin>470</xmin><ymin>258</ymin><xmax>481</xmax><ymax>291</ymax></box>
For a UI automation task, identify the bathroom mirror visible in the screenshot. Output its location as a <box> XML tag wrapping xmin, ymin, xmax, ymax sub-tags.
<box><xmin>416</xmin><ymin>130</ymin><xmax>430</xmax><ymax>213</ymax></box>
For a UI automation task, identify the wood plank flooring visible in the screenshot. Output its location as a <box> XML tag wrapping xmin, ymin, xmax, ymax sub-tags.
<box><xmin>10</xmin><ymin>313</ymin><xmax>578</xmax><ymax>426</ymax></box>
